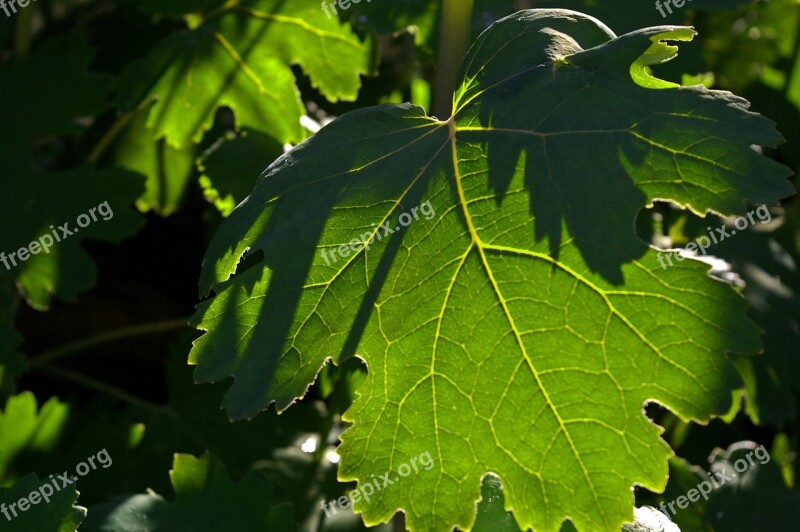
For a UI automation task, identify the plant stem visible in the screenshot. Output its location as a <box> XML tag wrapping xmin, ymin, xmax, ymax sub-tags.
<box><xmin>785</xmin><ymin>28</ymin><xmax>800</xmax><ymax>99</ymax></box>
<box><xmin>87</xmin><ymin>111</ymin><xmax>135</xmax><ymax>164</ymax></box>
<box><xmin>14</xmin><ymin>3</ymin><xmax>35</xmax><ymax>60</ymax></box>
<box><xmin>32</xmin><ymin>364</ymin><xmax>214</xmax><ymax>450</ymax></box>
<box><xmin>30</xmin><ymin>318</ymin><xmax>189</xmax><ymax>367</ymax></box>
<box><xmin>33</xmin><ymin>364</ymin><xmax>159</xmax><ymax>411</ymax></box>
<box><xmin>433</xmin><ymin>0</ymin><xmax>474</xmax><ymax>118</ymax></box>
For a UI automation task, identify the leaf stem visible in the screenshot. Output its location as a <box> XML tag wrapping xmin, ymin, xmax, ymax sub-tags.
<box><xmin>785</xmin><ymin>26</ymin><xmax>800</xmax><ymax>99</ymax></box>
<box><xmin>32</xmin><ymin>364</ymin><xmax>159</xmax><ymax>411</ymax></box>
<box><xmin>14</xmin><ymin>2</ymin><xmax>35</xmax><ymax>60</ymax></box>
<box><xmin>433</xmin><ymin>0</ymin><xmax>474</xmax><ymax>118</ymax></box>
<box><xmin>29</xmin><ymin>318</ymin><xmax>189</xmax><ymax>367</ymax></box>
<box><xmin>87</xmin><ymin>111</ymin><xmax>135</xmax><ymax>164</ymax></box>
<box><xmin>31</xmin><ymin>364</ymin><xmax>215</xmax><ymax>451</ymax></box>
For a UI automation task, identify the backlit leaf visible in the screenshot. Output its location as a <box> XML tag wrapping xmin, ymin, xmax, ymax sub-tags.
<box><xmin>191</xmin><ymin>9</ymin><xmax>794</xmax><ymax>531</ymax></box>
<box><xmin>117</xmin><ymin>0</ymin><xmax>372</xmax><ymax>148</ymax></box>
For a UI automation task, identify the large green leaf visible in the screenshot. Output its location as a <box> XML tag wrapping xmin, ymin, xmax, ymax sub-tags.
<box><xmin>191</xmin><ymin>9</ymin><xmax>793</xmax><ymax>531</ymax></box>
<box><xmin>117</xmin><ymin>0</ymin><xmax>372</xmax><ymax>148</ymax></box>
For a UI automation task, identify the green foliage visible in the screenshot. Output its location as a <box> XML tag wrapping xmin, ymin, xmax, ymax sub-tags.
<box><xmin>193</xmin><ymin>9</ymin><xmax>792</xmax><ymax>531</ymax></box>
<box><xmin>0</xmin><ymin>35</ymin><xmax>144</xmax><ymax>309</ymax></box>
<box><xmin>1</xmin><ymin>1</ymin><xmax>799</xmax><ymax>531</ymax></box>
<box><xmin>106</xmin><ymin>106</ymin><xmax>197</xmax><ymax>216</ymax></box>
<box><xmin>117</xmin><ymin>0</ymin><xmax>372</xmax><ymax>148</ymax></box>
<box><xmin>0</xmin><ymin>393</ymin><xmax>69</xmax><ymax>485</ymax></box>
<box><xmin>197</xmin><ymin>129</ymin><xmax>283</xmax><ymax>216</ymax></box>
<box><xmin>81</xmin><ymin>453</ymin><xmax>291</xmax><ymax>531</ymax></box>
<box><xmin>0</xmin><ymin>473</ymin><xmax>85</xmax><ymax>532</ymax></box>
<box><xmin>653</xmin><ymin>441</ymin><xmax>800</xmax><ymax>530</ymax></box>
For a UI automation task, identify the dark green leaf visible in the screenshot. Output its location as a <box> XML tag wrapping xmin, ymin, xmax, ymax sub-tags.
<box><xmin>0</xmin><ymin>35</ymin><xmax>145</xmax><ymax>310</ymax></box>
<box><xmin>82</xmin><ymin>453</ymin><xmax>291</xmax><ymax>531</ymax></box>
<box><xmin>0</xmin><ymin>473</ymin><xmax>85</xmax><ymax>532</ymax></box>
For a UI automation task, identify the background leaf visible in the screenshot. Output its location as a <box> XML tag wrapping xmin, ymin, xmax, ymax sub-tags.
<box><xmin>116</xmin><ymin>0</ymin><xmax>372</xmax><ymax>148</ymax></box>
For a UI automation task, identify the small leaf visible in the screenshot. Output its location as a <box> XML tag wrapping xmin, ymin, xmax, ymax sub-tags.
<box><xmin>0</xmin><ymin>393</ymin><xmax>69</xmax><ymax>484</ymax></box>
<box><xmin>198</xmin><ymin>129</ymin><xmax>283</xmax><ymax>217</ymax></box>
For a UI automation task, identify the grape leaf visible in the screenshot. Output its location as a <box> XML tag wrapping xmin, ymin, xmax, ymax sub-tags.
<box><xmin>117</xmin><ymin>0</ymin><xmax>372</xmax><ymax>148</ymax></box>
<box><xmin>81</xmin><ymin>453</ymin><xmax>291</xmax><ymax>531</ymax></box>
<box><xmin>198</xmin><ymin>129</ymin><xmax>283</xmax><ymax>216</ymax></box>
<box><xmin>0</xmin><ymin>393</ymin><xmax>69</xmax><ymax>485</ymax></box>
<box><xmin>191</xmin><ymin>9</ymin><xmax>793</xmax><ymax>531</ymax></box>
<box><xmin>0</xmin><ymin>473</ymin><xmax>85</xmax><ymax>532</ymax></box>
<box><xmin>105</xmin><ymin>105</ymin><xmax>197</xmax><ymax>216</ymax></box>
<box><xmin>0</xmin><ymin>35</ymin><xmax>145</xmax><ymax>310</ymax></box>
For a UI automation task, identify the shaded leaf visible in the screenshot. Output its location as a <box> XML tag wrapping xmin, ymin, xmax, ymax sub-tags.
<box><xmin>0</xmin><ymin>282</ymin><xmax>25</xmax><ymax>395</ymax></box>
<box><xmin>651</xmin><ymin>441</ymin><xmax>800</xmax><ymax>531</ymax></box>
<box><xmin>81</xmin><ymin>453</ymin><xmax>291</xmax><ymax>531</ymax></box>
<box><xmin>0</xmin><ymin>35</ymin><xmax>145</xmax><ymax>310</ymax></box>
<box><xmin>0</xmin><ymin>473</ymin><xmax>85</xmax><ymax>532</ymax></box>
<box><xmin>198</xmin><ymin>129</ymin><xmax>283</xmax><ymax>216</ymax></box>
